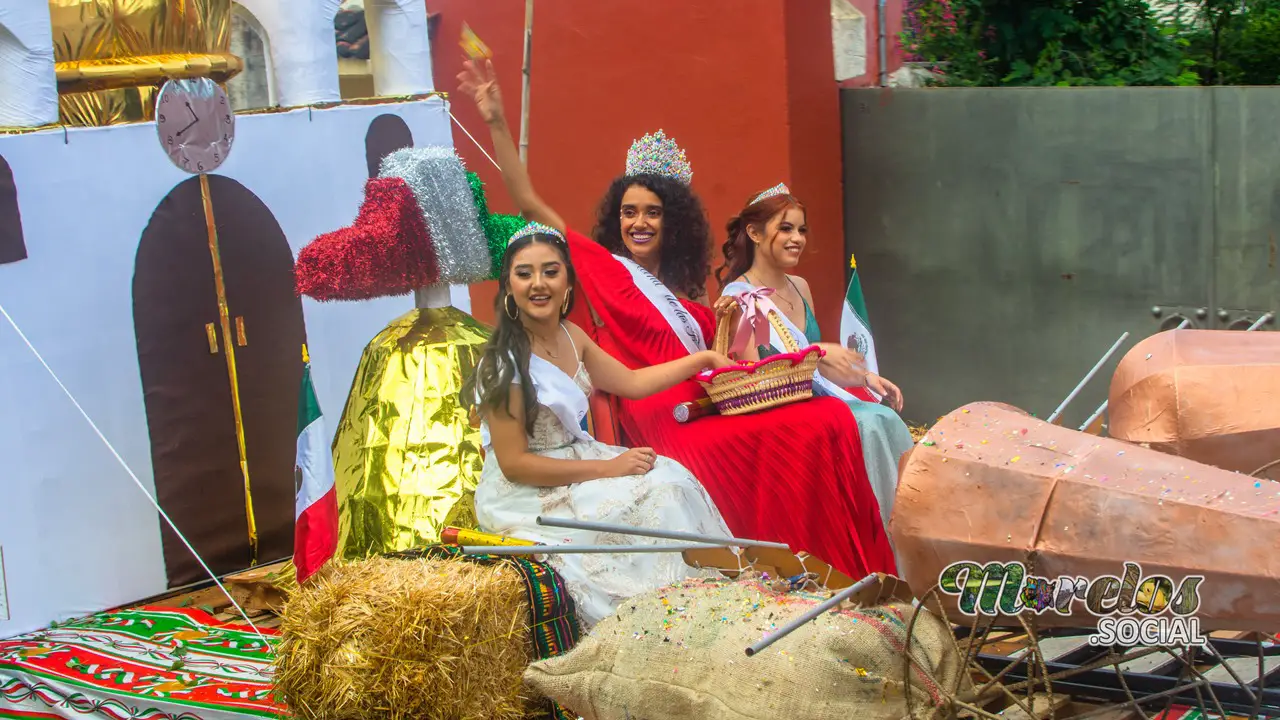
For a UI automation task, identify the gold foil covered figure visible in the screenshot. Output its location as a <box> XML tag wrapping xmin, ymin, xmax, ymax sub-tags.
<box><xmin>49</xmin><ymin>0</ymin><xmax>242</xmax><ymax>126</ymax></box>
<box><xmin>298</xmin><ymin>147</ymin><xmax>505</xmax><ymax>562</ymax></box>
<box><xmin>332</xmin><ymin>307</ymin><xmax>491</xmax><ymax>559</ymax></box>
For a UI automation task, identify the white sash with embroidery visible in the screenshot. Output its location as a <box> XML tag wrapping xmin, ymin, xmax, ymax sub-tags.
<box><xmin>615</xmin><ymin>255</ymin><xmax>707</xmax><ymax>355</ymax></box>
<box><xmin>478</xmin><ymin>352</ymin><xmax>593</xmax><ymax>449</ymax></box>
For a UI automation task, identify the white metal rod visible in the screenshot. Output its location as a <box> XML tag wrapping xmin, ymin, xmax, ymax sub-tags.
<box><xmin>1248</xmin><ymin>312</ymin><xmax>1274</xmax><ymax>331</ymax></box>
<box><xmin>1047</xmin><ymin>332</ymin><xmax>1130</xmax><ymax>424</ymax></box>
<box><xmin>536</xmin><ymin>516</ymin><xmax>790</xmax><ymax>550</ymax></box>
<box><xmin>460</xmin><ymin>543</ymin><xmax>722</xmax><ymax>556</ymax></box>
<box><xmin>1079</xmin><ymin>401</ymin><xmax>1108</xmax><ymax>433</ymax></box>
<box><xmin>745</xmin><ymin>573</ymin><xmax>879</xmax><ymax>656</ymax></box>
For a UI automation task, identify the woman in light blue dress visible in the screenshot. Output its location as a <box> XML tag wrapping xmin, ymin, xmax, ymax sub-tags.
<box><xmin>714</xmin><ymin>183</ymin><xmax>914</xmax><ymax>528</ymax></box>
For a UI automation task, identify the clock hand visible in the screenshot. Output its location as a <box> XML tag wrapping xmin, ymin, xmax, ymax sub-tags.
<box><xmin>186</xmin><ymin>102</ymin><xmax>198</xmax><ymax>122</ymax></box>
<box><xmin>175</xmin><ymin>118</ymin><xmax>198</xmax><ymax>137</ymax></box>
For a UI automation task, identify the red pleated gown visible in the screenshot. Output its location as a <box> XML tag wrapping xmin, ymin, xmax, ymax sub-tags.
<box><xmin>562</xmin><ymin>229</ymin><xmax>897</xmax><ymax>578</ymax></box>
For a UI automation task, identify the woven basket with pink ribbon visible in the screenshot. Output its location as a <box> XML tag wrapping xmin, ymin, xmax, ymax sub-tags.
<box><xmin>695</xmin><ymin>287</ymin><xmax>825</xmax><ymax>416</ymax></box>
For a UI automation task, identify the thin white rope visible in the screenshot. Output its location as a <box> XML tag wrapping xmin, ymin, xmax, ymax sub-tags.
<box><xmin>447</xmin><ymin>108</ymin><xmax>503</xmax><ymax>172</ymax></box>
<box><xmin>0</xmin><ymin>301</ymin><xmax>267</xmax><ymax>643</ymax></box>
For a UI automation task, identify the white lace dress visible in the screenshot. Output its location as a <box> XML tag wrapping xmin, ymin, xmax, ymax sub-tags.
<box><xmin>474</xmin><ymin>363</ymin><xmax>731</xmax><ymax>630</ymax></box>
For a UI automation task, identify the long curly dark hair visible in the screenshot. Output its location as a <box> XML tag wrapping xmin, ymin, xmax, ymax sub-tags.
<box><xmin>592</xmin><ymin>173</ymin><xmax>712</xmax><ymax>301</ymax></box>
<box><xmin>461</xmin><ymin>233</ymin><xmax>578</xmax><ymax>436</ymax></box>
<box><xmin>715</xmin><ymin>193</ymin><xmax>806</xmax><ymax>290</ymax></box>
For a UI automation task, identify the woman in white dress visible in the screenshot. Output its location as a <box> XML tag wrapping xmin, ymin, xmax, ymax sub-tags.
<box><xmin>462</xmin><ymin>221</ymin><xmax>735</xmax><ymax>629</ymax></box>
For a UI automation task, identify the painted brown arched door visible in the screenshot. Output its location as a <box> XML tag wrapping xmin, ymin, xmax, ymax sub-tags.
<box><xmin>134</xmin><ymin>175</ymin><xmax>307</xmax><ymax>587</ymax></box>
<box><xmin>365</xmin><ymin>113</ymin><xmax>413</xmax><ymax>178</ymax></box>
<box><xmin>0</xmin><ymin>154</ymin><xmax>26</xmax><ymax>265</ymax></box>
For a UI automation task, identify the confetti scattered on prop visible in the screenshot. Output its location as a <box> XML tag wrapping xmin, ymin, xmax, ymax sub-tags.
<box><xmin>894</xmin><ymin>401</ymin><xmax>1280</xmax><ymax>630</ymax></box>
<box><xmin>525</xmin><ymin>576</ymin><xmax>966</xmax><ymax>720</ymax></box>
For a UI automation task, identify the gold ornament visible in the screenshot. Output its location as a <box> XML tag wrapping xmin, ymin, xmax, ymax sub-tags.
<box><xmin>49</xmin><ymin>0</ymin><xmax>242</xmax><ymax>126</ymax></box>
<box><xmin>333</xmin><ymin>307</ymin><xmax>492</xmax><ymax>559</ymax></box>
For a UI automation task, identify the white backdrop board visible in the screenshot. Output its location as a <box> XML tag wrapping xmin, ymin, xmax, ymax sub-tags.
<box><xmin>0</xmin><ymin>96</ymin><xmax>469</xmax><ymax>639</ymax></box>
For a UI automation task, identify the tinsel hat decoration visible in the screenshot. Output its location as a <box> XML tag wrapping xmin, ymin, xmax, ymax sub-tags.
<box><xmin>466</xmin><ymin>172</ymin><xmax>526</xmax><ymax>280</ymax></box>
<box><xmin>296</xmin><ymin>146</ymin><xmax>521</xmax><ymax>300</ymax></box>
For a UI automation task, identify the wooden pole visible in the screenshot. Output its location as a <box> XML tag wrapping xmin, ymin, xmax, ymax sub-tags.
<box><xmin>519</xmin><ymin>0</ymin><xmax>533</xmax><ymax>164</ymax></box>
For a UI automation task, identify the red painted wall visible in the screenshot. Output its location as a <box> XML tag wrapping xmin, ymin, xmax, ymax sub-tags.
<box><xmin>839</xmin><ymin>0</ymin><xmax>906</xmax><ymax>87</ymax></box>
<box><xmin>429</xmin><ymin>0</ymin><xmax>847</xmax><ymax>337</ymax></box>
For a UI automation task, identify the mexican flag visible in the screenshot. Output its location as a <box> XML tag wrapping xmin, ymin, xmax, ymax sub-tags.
<box><xmin>294</xmin><ymin>345</ymin><xmax>337</xmax><ymax>584</ymax></box>
<box><xmin>840</xmin><ymin>252</ymin><xmax>879</xmax><ymax>375</ymax></box>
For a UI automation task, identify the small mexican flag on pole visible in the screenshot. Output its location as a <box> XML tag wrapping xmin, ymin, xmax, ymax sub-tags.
<box><xmin>294</xmin><ymin>344</ymin><xmax>337</xmax><ymax>584</ymax></box>
<box><xmin>839</xmin><ymin>252</ymin><xmax>879</xmax><ymax>375</ymax></box>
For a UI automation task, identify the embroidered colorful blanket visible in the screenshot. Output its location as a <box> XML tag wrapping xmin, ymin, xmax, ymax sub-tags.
<box><xmin>0</xmin><ymin>606</ymin><xmax>282</xmax><ymax>720</ymax></box>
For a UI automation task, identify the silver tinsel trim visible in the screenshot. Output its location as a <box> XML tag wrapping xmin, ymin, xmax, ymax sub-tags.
<box><xmin>378</xmin><ymin>146</ymin><xmax>491</xmax><ymax>286</ymax></box>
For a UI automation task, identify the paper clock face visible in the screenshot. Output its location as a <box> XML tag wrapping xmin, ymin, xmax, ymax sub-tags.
<box><xmin>155</xmin><ymin>78</ymin><xmax>235</xmax><ymax>175</ymax></box>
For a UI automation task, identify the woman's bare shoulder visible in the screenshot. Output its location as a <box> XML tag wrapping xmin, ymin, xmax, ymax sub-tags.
<box><xmin>789</xmin><ymin>274</ymin><xmax>815</xmax><ymax>303</ymax></box>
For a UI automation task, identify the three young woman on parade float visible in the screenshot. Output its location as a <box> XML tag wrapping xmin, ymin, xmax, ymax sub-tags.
<box><xmin>458</xmin><ymin>58</ymin><xmax>912</xmax><ymax>590</ymax></box>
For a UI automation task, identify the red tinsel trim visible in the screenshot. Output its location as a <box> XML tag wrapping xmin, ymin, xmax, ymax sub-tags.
<box><xmin>294</xmin><ymin>177</ymin><xmax>441</xmax><ymax>301</ymax></box>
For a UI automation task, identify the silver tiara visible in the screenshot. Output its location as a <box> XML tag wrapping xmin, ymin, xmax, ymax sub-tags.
<box><xmin>625</xmin><ymin>129</ymin><xmax>693</xmax><ymax>185</ymax></box>
<box><xmin>509</xmin><ymin>220</ymin><xmax>565</xmax><ymax>245</ymax></box>
<box><xmin>751</xmin><ymin>182</ymin><xmax>791</xmax><ymax>206</ymax></box>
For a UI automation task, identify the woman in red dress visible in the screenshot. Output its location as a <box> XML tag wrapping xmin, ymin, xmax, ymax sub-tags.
<box><xmin>458</xmin><ymin>59</ymin><xmax>896</xmax><ymax>577</ymax></box>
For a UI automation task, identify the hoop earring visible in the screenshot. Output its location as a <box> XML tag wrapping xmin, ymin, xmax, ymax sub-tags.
<box><xmin>504</xmin><ymin>294</ymin><xmax>519</xmax><ymax>320</ymax></box>
<box><xmin>560</xmin><ymin>288</ymin><xmax>572</xmax><ymax>317</ymax></box>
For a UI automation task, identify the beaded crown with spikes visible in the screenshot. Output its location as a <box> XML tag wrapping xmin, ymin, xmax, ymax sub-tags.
<box><xmin>751</xmin><ymin>182</ymin><xmax>792</xmax><ymax>206</ymax></box>
<box><xmin>509</xmin><ymin>220</ymin><xmax>565</xmax><ymax>245</ymax></box>
<box><xmin>625</xmin><ymin>129</ymin><xmax>693</xmax><ymax>185</ymax></box>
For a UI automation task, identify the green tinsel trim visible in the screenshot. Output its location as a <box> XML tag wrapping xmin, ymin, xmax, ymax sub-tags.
<box><xmin>467</xmin><ymin>171</ymin><xmax>525</xmax><ymax>280</ymax></box>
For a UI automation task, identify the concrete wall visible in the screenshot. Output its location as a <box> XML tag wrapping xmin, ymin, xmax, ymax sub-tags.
<box><xmin>841</xmin><ymin>88</ymin><xmax>1279</xmax><ymax>427</ymax></box>
<box><xmin>426</xmin><ymin>0</ymin><xmax>848</xmax><ymax>332</ymax></box>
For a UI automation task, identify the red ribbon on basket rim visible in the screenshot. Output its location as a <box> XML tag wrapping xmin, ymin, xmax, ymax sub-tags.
<box><xmin>729</xmin><ymin>287</ymin><xmax>783</xmax><ymax>358</ymax></box>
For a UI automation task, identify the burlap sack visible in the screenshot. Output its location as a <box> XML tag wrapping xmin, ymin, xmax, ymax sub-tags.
<box><xmin>524</xmin><ymin>577</ymin><xmax>967</xmax><ymax>720</ymax></box>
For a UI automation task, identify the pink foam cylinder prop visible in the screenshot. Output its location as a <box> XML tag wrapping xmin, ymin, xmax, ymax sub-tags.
<box><xmin>890</xmin><ymin>401</ymin><xmax>1280</xmax><ymax>631</ymax></box>
<box><xmin>1108</xmin><ymin>329</ymin><xmax>1280</xmax><ymax>477</ymax></box>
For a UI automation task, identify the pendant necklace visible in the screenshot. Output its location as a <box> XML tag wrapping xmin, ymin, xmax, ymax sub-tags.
<box><xmin>747</xmin><ymin>273</ymin><xmax>795</xmax><ymax>310</ymax></box>
<box><xmin>532</xmin><ymin>333</ymin><xmax>560</xmax><ymax>359</ymax></box>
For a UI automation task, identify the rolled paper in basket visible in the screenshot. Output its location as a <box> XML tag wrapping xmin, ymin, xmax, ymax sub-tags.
<box><xmin>673</xmin><ymin>397</ymin><xmax>717</xmax><ymax>423</ymax></box>
<box><xmin>728</xmin><ymin>287</ymin><xmax>781</xmax><ymax>358</ymax></box>
<box><xmin>440</xmin><ymin>527</ymin><xmax>537</xmax><ymax>547</ymax></box>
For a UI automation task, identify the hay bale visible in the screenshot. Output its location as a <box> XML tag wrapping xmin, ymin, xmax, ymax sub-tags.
<box><xmin>273</xmin><ymin>556</ymin><xmax>532</xmax><ymax>720</ymax></box>
<box><xmin>908</xmin><ymin>422</ymin><xmax>930</xmax><ymax>443</ymax></box>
